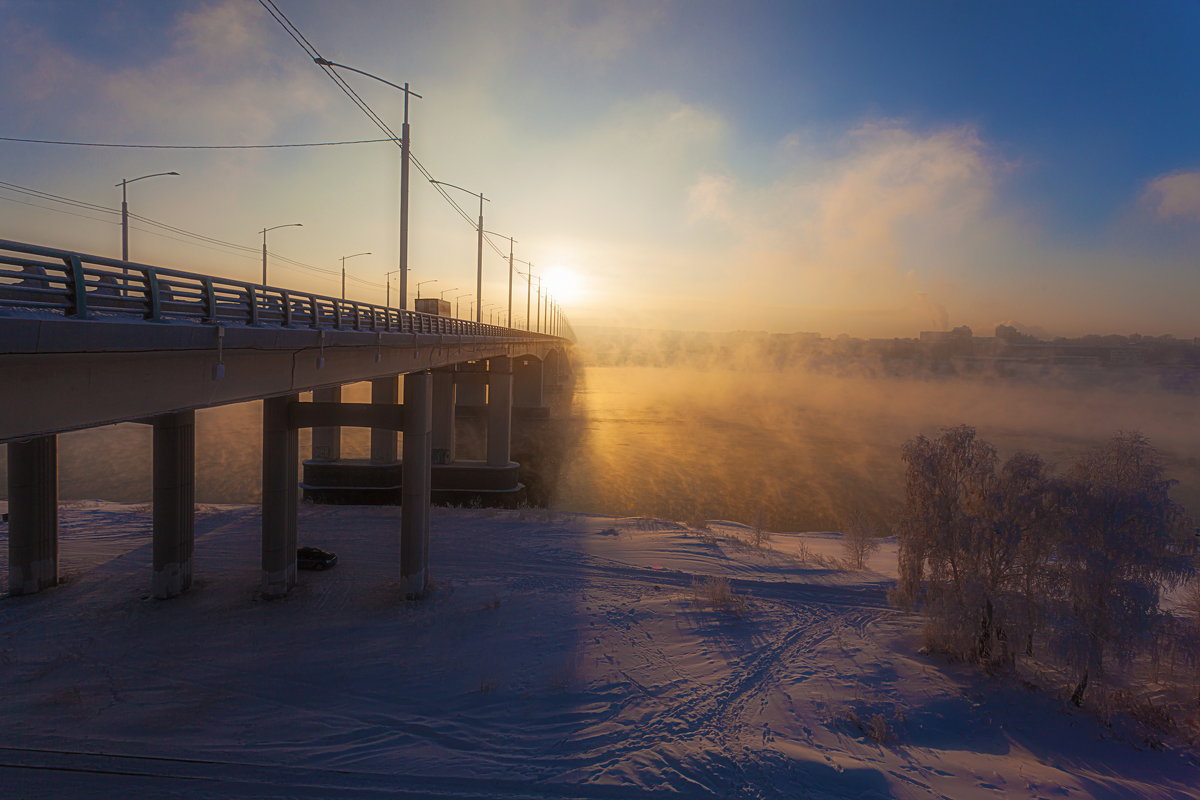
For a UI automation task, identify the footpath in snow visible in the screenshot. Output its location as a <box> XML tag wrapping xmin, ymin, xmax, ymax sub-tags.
<box><xmin>0</xmin><ymin>501</ymin><xmax>1197</xmax><ymax>799</ymax></box>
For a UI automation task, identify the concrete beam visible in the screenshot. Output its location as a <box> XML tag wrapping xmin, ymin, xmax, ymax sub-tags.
<box><xmin>400</xmin><ymin>371</ymin><xmax>432</xmax><ymax>599</ymax></box>
<box><xmin>152</xmin><ymin>411</ymin><xmax>195</xmax><ymax>599</ymax></box>
<box><xmin>262</xmin><ymin>394</ymin><xmax>299</xmax><ymax>598</ymax></box>
<box><xmin>7</xmin><ymin>436</ymin><xmax>58</xmax><ymax>595</ymax></box>
<box><xmin>310</xmin><ymin>386</ymin><xmax>341</xmax><ymax>461</ymax></box>
<box><xmin>289</xmin><ymin>401</ymin><xmax>405</xmax><ymax>432</ymax></box>
<box><xmin>371</xmin><ymin>376</ymin><xmax>399</xmax><ymax>463</ymax></box>
<box><xmin>486</xmin><ymin>357</ymin><xmax>513</xmax><ymax>468</ymax></box>
<box><xmin>431</xmin><ymin>367</ymin><xmax>456</xmax><ymax>465</ymax></box>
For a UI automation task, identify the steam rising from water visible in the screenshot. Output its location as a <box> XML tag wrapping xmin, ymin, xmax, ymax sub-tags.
<box><xmin>0</xmin><ymin>366</ymin><xmax>1196</xmax><ymax>533</ymax></box>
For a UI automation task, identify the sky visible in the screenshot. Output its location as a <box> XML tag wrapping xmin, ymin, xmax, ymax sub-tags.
<box><xmin>1</xmin><ymin>0</ymin><xmax>1199</xmax><ymax>338</ymax></box>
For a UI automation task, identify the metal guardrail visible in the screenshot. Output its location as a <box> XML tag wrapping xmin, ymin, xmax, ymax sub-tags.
<box><xmin>0</xmin><ymin>239</ymin><xmax>564</xmax><ymax>339</ymax></box>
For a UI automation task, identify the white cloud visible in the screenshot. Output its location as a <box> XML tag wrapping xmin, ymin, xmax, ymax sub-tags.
<box><xmin>1142</xmin><ymin>170</ymin><xmax>1200</xmax><ymax>221</ymax></box>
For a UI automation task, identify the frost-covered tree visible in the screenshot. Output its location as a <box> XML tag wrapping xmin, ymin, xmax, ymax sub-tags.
<box><xmin>1047</xmin><ymin>433</ymin><xmax>1194</xmax><ymax>706</ymax></box>
<box><xmin>840</xmin><ymin>510</ymin><xmax>883</xmax><ymax>570</ymax></box>
<box><xmin>896</xmin><ymin>426</ymin><xmax>1016</xmax><ymax>660</ymax></box>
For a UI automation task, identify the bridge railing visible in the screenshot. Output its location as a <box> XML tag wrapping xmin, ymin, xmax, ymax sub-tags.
<box><xmin>0</xmin><ymin>239</ymin><xmax>559</xmax><ymax>339</ymax></box>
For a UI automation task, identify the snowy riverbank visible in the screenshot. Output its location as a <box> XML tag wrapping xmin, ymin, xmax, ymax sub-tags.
<box><xmin>0</xmin><ymin>502</ymin><xmax>1197</xmax><ymax>798</ymax></box>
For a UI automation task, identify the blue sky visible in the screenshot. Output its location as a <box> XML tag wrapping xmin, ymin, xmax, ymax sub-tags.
<box><xmin>2</xmin><ymin>1</ymin><xmax>1198</xmax><ymax>336</ymax></box>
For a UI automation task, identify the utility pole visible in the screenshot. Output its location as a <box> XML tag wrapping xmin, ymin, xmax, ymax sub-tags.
<box><xmin>484</xmin><ymin>230</ymin><xmax>516</xmax><ymax>328</ymax></box>
<box><xmin>429</xmin><ymin>180</ymin><xmax>488</xmax><ymax>323</ymax></box>
<box><xmin>516</xmin><ymin>261</ymin><xmax>534</xmax><ymax>332</ymax></box>
<box><xmin>313</xmin><ymin>59</ymin><xmax>420</xmax><ymax>311</ymax></box>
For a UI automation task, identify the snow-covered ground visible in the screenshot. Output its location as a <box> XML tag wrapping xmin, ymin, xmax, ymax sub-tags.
<box><xmin>0</xmin><ymin>502</ymin><xmax>1197</xmax><ymax>799</ymax></box>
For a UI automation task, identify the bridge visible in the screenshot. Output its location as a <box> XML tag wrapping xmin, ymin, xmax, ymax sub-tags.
<box><xmin>0</xmin><ymin>239</ymin><xmax>572</xmax><ymax>601</ymax></box>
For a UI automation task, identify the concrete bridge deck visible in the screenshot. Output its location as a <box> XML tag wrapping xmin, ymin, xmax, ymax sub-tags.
<box><xmin>0</xmin><ymin>239</ymin><xmax>572</xmax><ymax>602</ymax></box>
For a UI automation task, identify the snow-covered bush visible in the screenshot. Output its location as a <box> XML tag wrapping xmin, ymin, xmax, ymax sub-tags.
<box><xmin>895</xmin><ymin>426</ymin><xmax>1194</xmax><ymax>704</ymax></box>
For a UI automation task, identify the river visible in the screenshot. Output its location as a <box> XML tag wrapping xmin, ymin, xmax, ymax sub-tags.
<box><xmin>2</xmin><ymin>365</ymin><xmax>1198</xmax><ymax>532</ymax></box>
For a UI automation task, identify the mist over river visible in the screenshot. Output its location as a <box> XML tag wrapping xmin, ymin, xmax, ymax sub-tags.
<box><xmin>2</xmin><ymin>366</ymin><xmax>1198</xmax><ymax>532</ymax></box>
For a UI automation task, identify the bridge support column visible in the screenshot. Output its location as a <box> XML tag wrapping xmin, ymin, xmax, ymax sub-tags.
<box><xmin>152</xmin><ymin>411</ymin><xmax>194</xmax><ymax>599</ymax></box>
<box><xmin>432</xmin><ymin>368</ymin><xmax>456</xmax><ymax>465</ymax></box>
<box><xmin>262</xmin><ymin>394</ymin><xmax>298</xmax><ymax>599</ymax></box>
<box><xmin>311</xmin><ymin>386</ymin><xmax>341</xmax><ymax>461</ymax></box>
<box><xmin>486</xmin><ymin>357</ymin><xmax>513</xmax><ymax>467</ymax></box>
<box><xmin>513</xmin><ymin>357</ymin><xmax>545</xmax><ymax>409</ymax></box>
<box><xmin>7</xmin><ymin>436</ymin><xmax>58</xmax><ymax>595</ymax></box>
<box><xmin>401</xmin><ymin>370</ymin><xmax>432</xmax><ymax>599</ymax></box>
<box><xmin>371</xmin><ymin>376</ymin><xmax>399</xmax><ymax>463</ymax></box>
<box><xmin>455</xmin><ymin>361</ymin><xmax>488</xmax><ymax>408</ymax></box>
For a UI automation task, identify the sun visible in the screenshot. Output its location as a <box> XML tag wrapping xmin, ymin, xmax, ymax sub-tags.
<box><xmin>541</xmin><ymin>266</ymin><xmax>586</xmax><ymax>306</ymax></box>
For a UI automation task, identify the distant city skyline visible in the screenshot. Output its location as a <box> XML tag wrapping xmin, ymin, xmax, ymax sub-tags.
<box><xmin>2</xmin><ymin>1</ymin><xmax>1198</xmax><ymax>337</ymax></box>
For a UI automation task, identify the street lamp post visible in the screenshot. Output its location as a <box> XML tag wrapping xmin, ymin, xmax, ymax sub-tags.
<box><xmin>454</xmin><ymin>292</ymin><xmax>471</xmax><ymax>319</ymax></box>
<box><xmin>340</xmin><ymin>252</ymin><xmax>372</xmax><ymax>300</ymax></box>
<box><xmin>385</xmin><ymin>269</ymin><xmax>402</xmax><ymax>307</ymax></box>
<box><xmin>416</xmin><ymin>279</ymin><xmax>437</xmax><ymax>299</ymax></box>
<box><xmin>429</xmin><ymin>179</ymin><xmax>488</xmax><ymax>322</ymax></box>
<box><xmin>260</xmin><ymin>223</ymin><xmax>302</xmax><ymax>286</ymax></box>
<box><xmin>515</xmin><ymin>259</ymin><xmax>534</xmax><ymax>332</ymax></box>
<box><xmin>313</xmin><ymin>59</ymin><xmax>421</xmax><ymax>311</ymax></box>
<box><xmin>484</xmin><ymin>230</ymin><xmax>516</xmax><ymax>328</ymax></box>
<box><xmin>117</xmin><ymin>171</ymin><xmax>180</xmax><ymax>261</ymax></box>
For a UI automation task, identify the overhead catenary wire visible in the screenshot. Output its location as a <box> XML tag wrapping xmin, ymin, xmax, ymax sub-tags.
<box><xmin>257</xmin><ymin>0</ymin><xmax>510</xmax><ymax>259</ymax></box>
<box><xmin>0</xmin><ymin>135</ymin><xmax>396</xmax><ymax>149</ymax></box>
<box><xmin>0</xmin><ymin>179</ymin><xmax>361</xmax><ymax>284</ymax></box>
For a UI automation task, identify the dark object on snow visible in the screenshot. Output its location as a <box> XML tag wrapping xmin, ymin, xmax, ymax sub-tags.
<box><xmin>297</xmin><ymin>546</ymin><xmax>338</xmax><ymax>570</ymax></box>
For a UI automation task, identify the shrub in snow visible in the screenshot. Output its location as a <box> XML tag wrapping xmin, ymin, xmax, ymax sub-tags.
<box><xmin>691</xmin><ymin>575</ymin><xmax>747</xmax><ymax>615</ymax></box>
<box><xmin>840</xmin><ymin>510</ymin><xmax>883</xmax><ymax>570</ymax></box>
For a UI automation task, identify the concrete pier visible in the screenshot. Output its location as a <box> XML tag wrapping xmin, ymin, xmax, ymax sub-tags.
<box><xmin>513</xmin><ymin>356</ymin><xmax>546</xmax><ymax>413</ymax></box>
<box><xmin>400</xmin><ymin>370</ymin><xmax>432</xmax><ymax>598</ymax></box>
<box><xmin>311</xmin><ymin>386</ymin><xmax>342</xmax><ymax>461</ymax></box>
<box><xmin>152</xmin><ymin>411</ymin><xmax>195</xmax><ymax>599</ymax></box>
<box><xmin>262</xmin><ymin>394</ymin><xmax>299</xmax><ymax>598</ymax></box>
<box><xmin>487</xmin><ymin>357</ymin><xmax>513</xmax><ymax>467</ymax></box>
<box><xmin>371</xmin><ymin>376</ymin><xmax>399</xmax><ymax>463</ymax></box>
<box><xmin>455</xmin><ymin>361</ymin><xmax>488</xmax><ymax>409</ymax></box>
<box><xmin>432</xmin><ymin>367</ymin><xmax>456</xmax><ymax>465</ymax></box>
<box><xmin>7</xmin><ymin>436</ymin><xmax>58</xmax><ymax>595</ymax></box>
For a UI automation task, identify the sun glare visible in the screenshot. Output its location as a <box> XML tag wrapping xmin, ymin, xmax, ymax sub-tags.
<box><xmin>542</xmin><ymin>266</ymin><xmax>586</xmax><ymax>306</ymax></box>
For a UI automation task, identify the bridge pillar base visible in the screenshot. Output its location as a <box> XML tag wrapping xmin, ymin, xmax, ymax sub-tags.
<box><xmin>401</xmin><ymin>371</ymin><xmax>432</xmax><ymax>599</ymax></box>
<box><xmin>153</xmin><ymin>410</ymin><xmax>195</xmax><ymax>599</ymax></box>
<box><xmin>7</xmin><ymin>436</ymin><xmax>58</xmax><ymax>596</ymax></box>
<box><xmin>262</xmin><ymin>394</ymin><xmax>299</xmax><ymax>598</ymax></box>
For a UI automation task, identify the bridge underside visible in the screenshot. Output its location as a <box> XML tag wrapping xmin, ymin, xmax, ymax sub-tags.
<box><xmin>0</xmin><ymin>315</ymin><xmax>561</xmax><ymax>442</ymax></box>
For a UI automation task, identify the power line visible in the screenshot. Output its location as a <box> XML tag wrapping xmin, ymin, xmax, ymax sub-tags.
<box><xmin>257</xmin><ymin>0</ymin><xmax>509</xmax><ymax>259</ymax></box>
<box><xmin>0</xmin><ymin>193</ymin><xmax>118</xmax><ymax>227</ymax></box>
<box><xmin>0</xmin><ymin>179</ymin><xmax>343</xmax><ymax>282</ymax></box>
<box><xmin>0</xmin><ymin>135</ymin><xmax>396</xmax><ymax>149</ymax></box>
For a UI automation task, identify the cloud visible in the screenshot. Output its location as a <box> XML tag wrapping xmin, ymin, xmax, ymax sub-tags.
<box><xmin>1142</xmin><ymin>170</ymin><xmax>1200</xmax><ymax>221</ymax></box>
